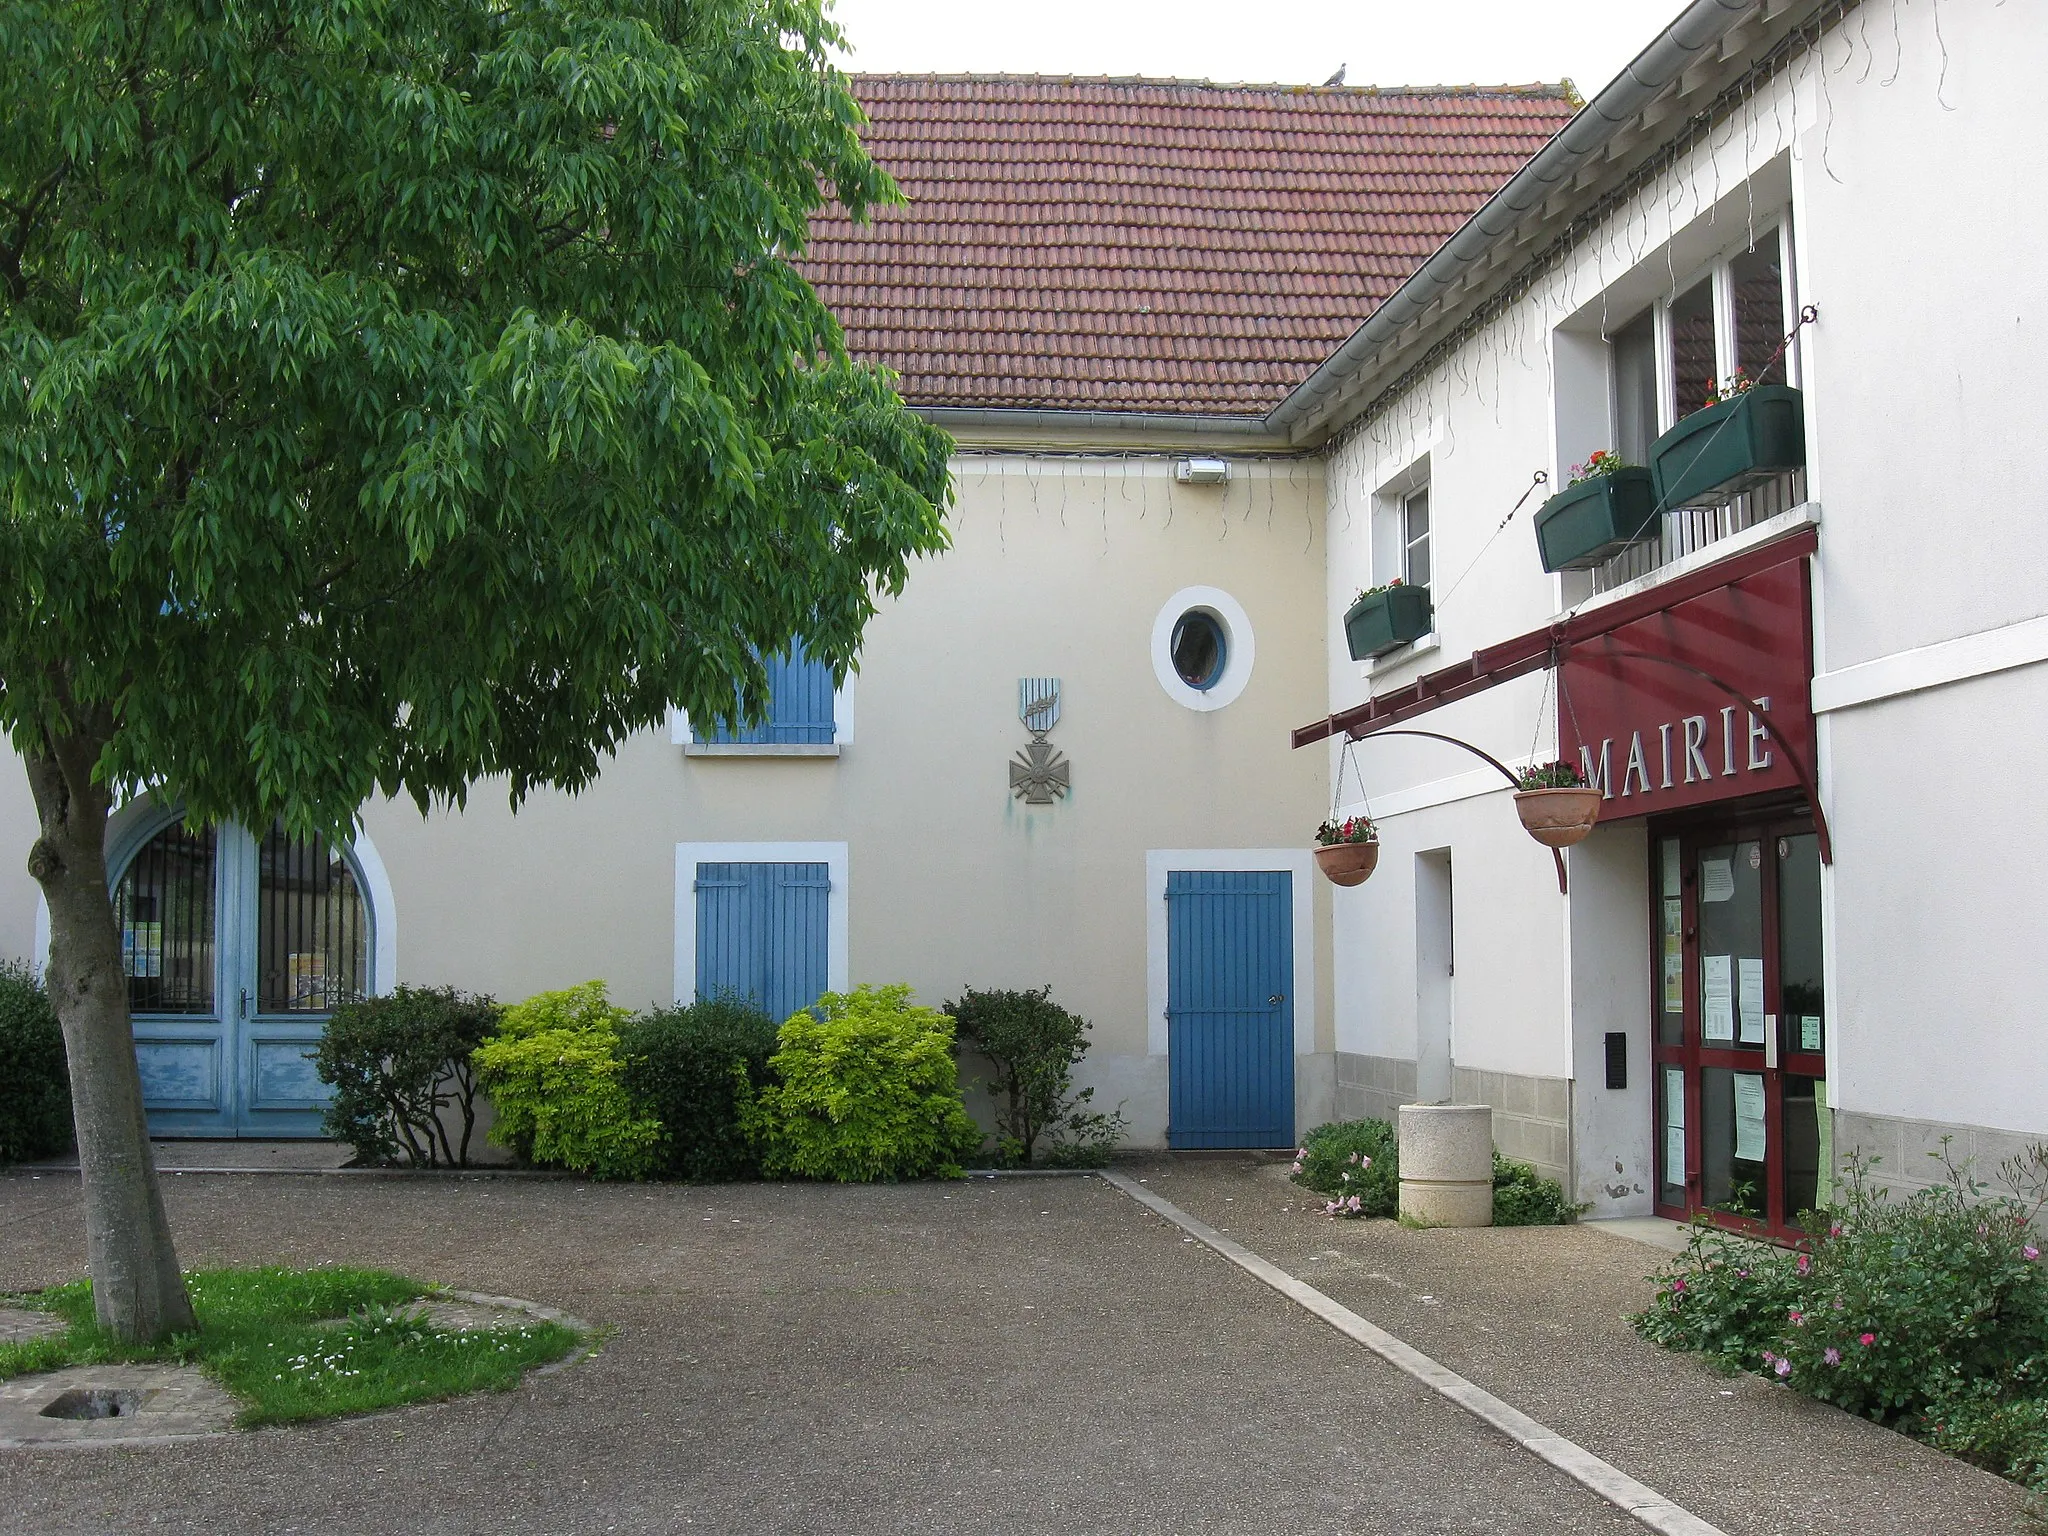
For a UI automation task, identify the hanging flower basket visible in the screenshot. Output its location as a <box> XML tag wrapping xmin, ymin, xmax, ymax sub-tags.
<box><xmin>1533</xmin><ymin>459</ymin><xmax>1659</xmax><ymax>572</ymax></box>
<box><xmin>1314</xmin><ymin>815</ymin><xmax>1379</xmax><ymax>887</ymax></box>
<box><xmin>1649</xmin><ymin>383</ymin><xmax>1805</xmax><ymax>511</ymax></box>
<box><xmin>1512</xmin><ymin>762</ymin><xmax>1601</xmax><ymax>848</ymax></box>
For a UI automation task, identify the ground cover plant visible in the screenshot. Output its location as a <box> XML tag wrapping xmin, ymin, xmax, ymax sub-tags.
<box><xmin>316</xmin><ymin>987</ymin><xmax>500</xmax><ymax>1167</ymax></box>
<box><xmin>1291</xmin><ymin>1119</ymin><xmax>1578</xmax><ymax>1224</ymax></box>
<box><xmin>1491</xmin><ymin>1153</ymin><xmax>1586</xmax><ymax>1226</ymax></box>
<box><xmin>1633</xmin><ymin>1144</ymin><xmax>2048</xmax><ymax>1497</ymax></box>
<box><xmin>743</xmin><ymin>985</ymin><xmax>982</xmax><ymax>1181</ymax></box>
<box><xmin>0</xmin><ymin>1266</ymin><xmax>578</xmax><ymax>1427</ymax></box>
<box><xmin>945</xmin><ymin>985</ymin><xmax>1126</xmax><ymax>1168</ymax></box>
<box><xmin>1292</xmin><ymin>1118</ymin><xmax>1400</xmax><ymax>1217</ymax></box>
<box><xmin>0</xmin><ymin>961</ymin><xmax>70</xmax><ymax>1166</ymax></box>
<box><xmin>620</xmin><ymin>994</ymin><xmax>781</xmax><ymax>1181</ymax></box>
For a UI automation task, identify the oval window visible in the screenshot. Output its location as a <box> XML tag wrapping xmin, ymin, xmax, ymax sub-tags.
<box><xmin>1169</xmin><ymin>610</ymin><xmax>1227</xmax><ymax>691</ymax></box>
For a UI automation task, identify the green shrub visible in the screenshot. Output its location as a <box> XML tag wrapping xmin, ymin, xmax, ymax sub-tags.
<box><xmin>1292</xmin><ymin>1118</ymin><xmax>1400</xmax><ymax>1217</ymax></box>
<box><xmin>315</xmin><ymin>986</ymin><xmax>500</xmax><ymax>1166</ymax></box>
<box><xmin>0</xmin><ymin>961</ymin><xmax>70</xmax><ymax>1165</ymax></box>
<box><xmin>471</xmin><ymin>981</ymin><xmax>661</xmax><ymax>1180</ymax></box>
<box><xmin>1294</xmin><ymin>1121</ymin><xmax>1579</xmax><ymax>1224</ymax></box>
<box><xmin>1924</xmin><ymin>1386</ymin><xmax>2048</xmax><ymax>1495</ymax></box>
<box><xmin>944</xmin><ymin>984</ymin><xmax>1127</xmax><ymax>1168</ymax></box>
<box><xmin>1634</xmin><ymin>1141</ymin><xmax>2048</xmax><ymax>1491</ymax></box>
<box><xmin>742</xmin><ymin>984</ymin><xmax>982</xmax><ymax>1181</ymax></box>
<box><xmin>619</xmin><ymin>993</ymin><xmax>779</xmax><ymax>1180</ymax></box>
<box><xmin>1492</xmin><ymin>1152</ymin><xmax>1583</xmax><ymax>1226</ymax></box>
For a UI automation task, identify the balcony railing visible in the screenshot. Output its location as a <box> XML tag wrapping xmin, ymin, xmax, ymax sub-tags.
<box><xmin>1590</xmin><ymin>467</ymin><xmax>1806</xmax><ymax>593</ymax></box>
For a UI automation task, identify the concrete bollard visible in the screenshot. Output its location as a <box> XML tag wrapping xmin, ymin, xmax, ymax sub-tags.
<box><xmin>1398</xmin><ymin>1103</ymin><xmax>1494</xmax><ymax>1227</ymax></box>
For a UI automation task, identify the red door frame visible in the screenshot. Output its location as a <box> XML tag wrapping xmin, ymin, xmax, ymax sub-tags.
<box><xmin>1650</xmin><ymin>797</ymin><xmax>1824</xmax><ymax>1242</ymax></box>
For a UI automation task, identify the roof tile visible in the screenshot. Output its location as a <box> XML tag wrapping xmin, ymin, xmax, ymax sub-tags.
<box><xmin>797</xmin><ymin>76</ymin><xmax>1576</xmax><ymax>416</ymax></box>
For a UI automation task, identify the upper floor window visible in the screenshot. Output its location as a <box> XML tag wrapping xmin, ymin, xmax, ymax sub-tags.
<box><xmin>690</xmin><ymin>640</ymin><xmax>840</xmax><ymax>749</ymax></box>
<box><xmin>1402</xmin><ymin>486</ymin><xmax>1432</xmax><ymax>589</ymax></box>
<box><xmin>1618</xmin><ymin>222</ymin><xmax>1791</xmax><ymax>439</ymax></box>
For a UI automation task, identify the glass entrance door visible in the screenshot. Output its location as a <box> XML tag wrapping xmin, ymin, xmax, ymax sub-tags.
<box><xmin>1652</xmin><ymin>817</ymin><xmax>1828</xmax><ymax>1239</ymax></box>
<box><xmin>116</xmin><ymin>819</ymin><xmax>368</xmax><ymax>1137</ymax></box>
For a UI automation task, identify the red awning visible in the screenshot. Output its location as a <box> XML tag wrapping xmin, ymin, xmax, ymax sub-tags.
<box><xmin>1292</xmin><ymin>528</ymin><xmax>1817</xmax><ymax>748</ymax></box>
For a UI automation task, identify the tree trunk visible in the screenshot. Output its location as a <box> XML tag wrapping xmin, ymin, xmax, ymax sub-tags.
<box><xmin>24</xmin><ymin>731</ymin><xmax>197</xmax><ymax>1343</ymax></box>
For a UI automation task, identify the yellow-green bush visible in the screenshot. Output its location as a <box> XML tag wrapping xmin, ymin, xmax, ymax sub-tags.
<box><xmin>742</xmin><ymin>985</ymin><xmax>982</xmax><ymax>1181</ymax></box>
<box><xmin>471</xmin><ymin>981</ymin><xmax>660</xmax><ymax>1180</ymax></box>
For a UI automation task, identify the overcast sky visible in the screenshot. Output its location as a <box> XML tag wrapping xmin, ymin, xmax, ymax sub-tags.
<box><xmin>826</xmin><ymin>0</ymin><xmax>1683</xmax><ymax>101</ymax></box>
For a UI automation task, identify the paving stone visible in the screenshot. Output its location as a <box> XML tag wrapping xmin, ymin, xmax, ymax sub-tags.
<box><xmin>0</xmin><ymin>1308</ymin><xmax>66</xmax><ymax>1346</ymax></box>
<box><xmin>0</xmin><ymin>1364</ymin><xmax>237</xmax><ymax>1448</ymax></box>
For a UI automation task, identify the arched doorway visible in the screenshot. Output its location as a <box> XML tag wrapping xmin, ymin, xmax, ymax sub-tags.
<box><xmin>110</xmin><ymin>816</ymin><xmax>374</xmax><ymax>1137</ymax></box>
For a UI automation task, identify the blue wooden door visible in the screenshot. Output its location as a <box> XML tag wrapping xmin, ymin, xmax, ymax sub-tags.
<box><xmin>1166</xmin><ymin>869</ymin><xmax>1294</xmax><ymax>1148</ymax></box>
<box><xmin>694</xmin><ymin>862</ymin><xmax>831</xmax><ymax>1022</ymax></box>
<box><xmin>118</xmin><ymin>820</ymin><xmax>366</xmax><ymax>1137</ymax></box>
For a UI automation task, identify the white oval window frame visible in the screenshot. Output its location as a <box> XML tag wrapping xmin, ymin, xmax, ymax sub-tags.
<box><xmin>1151</xmin><ymin>586</ymin><xmax>1254</xmax><ymax>712</ymax></box>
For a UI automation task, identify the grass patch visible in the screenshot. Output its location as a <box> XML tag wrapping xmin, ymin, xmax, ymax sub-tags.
<box><xmin>0</xmin><ymin>1266</ymin><xmax>579</xmax><ymax>1426</ymax></box>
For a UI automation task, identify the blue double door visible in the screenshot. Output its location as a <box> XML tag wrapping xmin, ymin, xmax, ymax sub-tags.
<box><xmin>116</xmin><ymin>819</ymin><xmax>368</xmax><ymax>1137</ymax></box>
<box><xmin>693</xmin><ymin>862</ymin><xmax>830</xmax><ymax>1022</ymax></box>
<box><xmin>1166</xmin><ymin>869</ymin><xmax>1295</xmax><ymax>1149</ymax></box>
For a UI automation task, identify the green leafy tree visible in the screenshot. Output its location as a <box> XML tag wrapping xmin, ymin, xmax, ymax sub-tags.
<box><xmin>0</xmin><ymin>0</ymin><xmax>950</xmax><ymax>1339</ymax></box>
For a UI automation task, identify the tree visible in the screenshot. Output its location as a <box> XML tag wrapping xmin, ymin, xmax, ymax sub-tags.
<box><xmin>0</xmin><ymin>0</ymin><xmax>951</xmax><ymax>1340</ymax></box>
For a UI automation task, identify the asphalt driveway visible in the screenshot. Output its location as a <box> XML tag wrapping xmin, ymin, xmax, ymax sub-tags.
<box><xmin>0</xmin><ymin>1158</ymin><xmax>2032</xmax><ymax>1534</ymax></box>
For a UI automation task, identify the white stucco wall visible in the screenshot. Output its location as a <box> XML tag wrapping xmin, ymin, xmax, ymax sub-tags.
<box><xmin>1319</xmin><ymin>3</ymin><xmax>2048</xmax><ymax>1196</ymax></box>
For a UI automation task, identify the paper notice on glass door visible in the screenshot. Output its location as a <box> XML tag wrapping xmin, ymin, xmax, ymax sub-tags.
<box><xmin>1664</xmin><ymin>1066</ymin><xmax>1686</xmax><ymax>1184</ymax></box>
<box><xmin>1734</xmin><ymin>1072</ymin><xmax>1767</xmax><ymax>1162</ymax></box>
<box><xmin>1701</xmin><ymin>858</ymin><xmax>1736</xmax><ymax>903</ymax></box>
<box><xmin>1738</xmin><ymin>957</ymin><xmax>1766</xmax><ymax>1044</ymax></box>
<box><xmin>1702</xmin><ymin>954</ymin><xmax>1735</xmax><ymax>1041</ymax></box>
<box><xmin>1662</xmin><ymin>900</ymin><xmax>1684</xmax><ymax>1013</ymax></box>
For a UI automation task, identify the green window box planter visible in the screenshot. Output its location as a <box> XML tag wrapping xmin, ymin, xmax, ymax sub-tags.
<box><xmin>1649</xmin><ymin>385</ymin><xmax>1806</xmax><ymax>511</ymax></box>
<box><xmin>1344</xmin><ymin>583</ymin><xmax>1434</xmax><ymax>661</ymax></box>
<box><xmin>1533</xmin><ymin>468</ymin><xmax>1659</xmax><ymax>573</ymax></box>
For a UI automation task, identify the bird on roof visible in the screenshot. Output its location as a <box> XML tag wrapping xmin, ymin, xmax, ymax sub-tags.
<box><xmin>1324</xmin><ymin>65</ymin><xmax>1346</xmax><ymax>86</ymax></box>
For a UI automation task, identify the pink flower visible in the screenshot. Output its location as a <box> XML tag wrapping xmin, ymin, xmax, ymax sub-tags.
<box><xmin>1359</xmin><ymin>1156</ymin><xmax>1372</xmax><ymax>1170</ymax></box>
<box><xmin>1774</xmin><ymin>1358</ymin><xmax>1791</xmax><ymax>1378</ymax></box>
<box><xmin>2026</xmin><ymin>1246</ymin><xmax>2040</xmax><ymax>1261</ymax></box>
<box><xmin>1823</xmin><ymin>1348</ymin><xmax>1841</xmax><ymax>1366</ymax></box>
<box><xmin>1859</xmin><ymin>1333</ymin><xmax>1876</xmax><ymax>1347</ymax></box>
<box><xmin>1829</xmin><ymin>1224</ymin><xmax>1843</xmax><ymax>1238</ymax></box>
<box><xmin>1290</xmin><ymin>1162</ymin><xmax>1303</xmax><ymax>1175</ymax></box>
<box><xmin>1670</xmin><ymin>1279</ymin><xmax>1687</xmax><ymax>1294</ymax></box>
<box><xmin>1788</xmin><ymin>1311</ymin><xmax>1804</xmax><ymax>1326</ymax></box>
<box><xmin>1796</xmin><ymin>1254</ymin><xmax>1810</xmax><ymax>1275</ymax></box>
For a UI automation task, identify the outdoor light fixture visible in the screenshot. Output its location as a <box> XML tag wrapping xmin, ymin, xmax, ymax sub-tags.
<box><xmin>1175</xmin><ymin>457</ymin><xmax>1231</xmax><ymax>485</ymax></box>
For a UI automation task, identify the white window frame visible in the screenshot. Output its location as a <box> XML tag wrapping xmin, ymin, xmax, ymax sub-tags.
<box><xmin>669</xmin><ymin>674</ymin><xmax>854</xmax><ymax>758</ymax></box>
<box><xmin>1639</xmin><ymin>211</ymin><xmax>1798</xmax><ymax>438</ymax></box>
<box><xmin>1401</xmin><ymin>485</ymin><xmax>1432</xmax><ymax>589</ymax></box>
<box><xmin>672</xmin><ymin>840</ymin><xmax>849</xmax><ymax>1008</ymax></box>
<box><xmin>1364</xmin><ymin>455</ymin><xmax>1437</xmax><ymax>673</ymax></box>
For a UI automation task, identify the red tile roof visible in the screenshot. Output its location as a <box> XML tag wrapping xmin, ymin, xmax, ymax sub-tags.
<box><xmin>797</xmin><ymin>75</ymin><xmax>1579</xmax><ymax>418</ymax></box>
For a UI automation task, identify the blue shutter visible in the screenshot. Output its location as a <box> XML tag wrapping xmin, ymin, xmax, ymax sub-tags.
<box><xmin>694</xmin><ymin>862</ymin><xmax>830</xmax><ymax>1022</ymax></box>
<box><xmin>699</xmin><ymin>641</ymin><xmax>836</xmax><ymax>744</ymax></box>
<box><xmin>1165</xmin><ymin>870</ymin><xmax>1294</xmax><ymax>1149</ymax></box>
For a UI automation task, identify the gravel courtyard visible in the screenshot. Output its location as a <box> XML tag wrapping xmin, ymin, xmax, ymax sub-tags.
<box><xmin>0</xmin><ymin>1156</ymin><xmax>2030</xmax><ymax>1535</ymax></box>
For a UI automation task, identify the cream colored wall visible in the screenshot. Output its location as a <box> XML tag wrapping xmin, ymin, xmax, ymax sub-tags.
<box><xmin>360</xmin><ymin>451</ymin><xmax>1331</xmax><ymax>1145</ymax></box>
<box><xmin>0</xmin><ymin>757</ymin><xmax>40</xmax><ymax>968</ymax></box>
<box><xmin>0</xmin><ymin>452</ymin><xmax>1328</xmax><ymax>1149</ymax></box>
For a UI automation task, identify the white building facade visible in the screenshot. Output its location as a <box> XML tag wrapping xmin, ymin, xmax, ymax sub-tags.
<box><xmin>1287</xmin><ymin>0</ymin><xmax>2048</xmax><ymax>1229</ymax></box>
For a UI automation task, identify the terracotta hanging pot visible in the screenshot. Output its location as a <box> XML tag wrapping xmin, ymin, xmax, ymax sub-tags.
<box><xmin>1314</xmin><ymin>840</ymin><xmax>1381</xmax><ymax>887</ymax></box>
<box><xmin>1514</xmin><ymin>787</ymin><xmax>1604</xmax><ymax>848</ymax></box>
